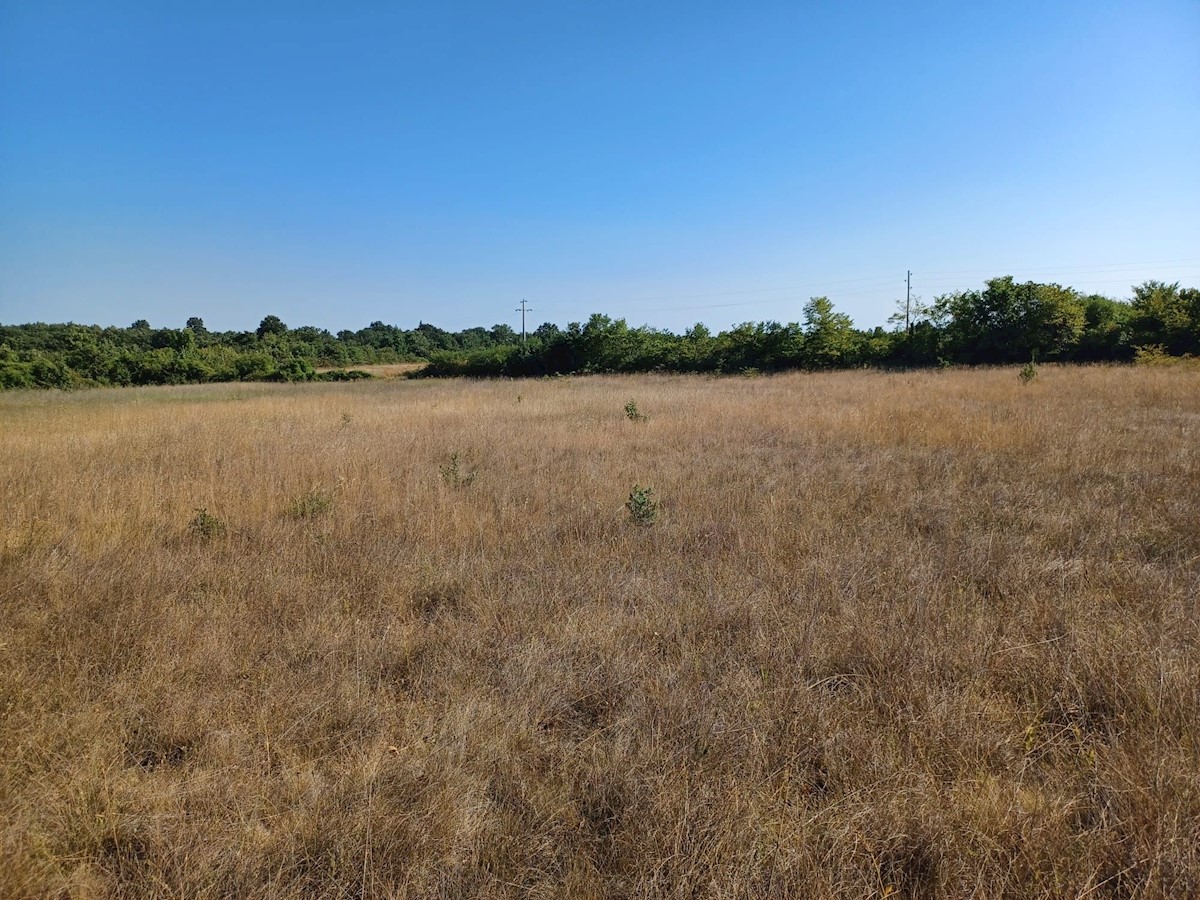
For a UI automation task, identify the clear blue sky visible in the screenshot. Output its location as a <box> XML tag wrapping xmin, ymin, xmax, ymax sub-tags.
<box><xmin>2</xmin><ymin>0</ymin><xmax>1198</xmax><ymax>335</ymax></box>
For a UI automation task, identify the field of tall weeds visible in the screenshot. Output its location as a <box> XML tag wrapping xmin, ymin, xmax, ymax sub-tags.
<box><xmin>2</xmin><ymin>366</ymin><xmax>1198</xmax><ymax>898</ymax></box>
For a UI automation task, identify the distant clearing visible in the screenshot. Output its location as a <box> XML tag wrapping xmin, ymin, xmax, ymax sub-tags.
<box><xmin>2</xmin><ymin>366</ymin><xmax>1198</xmax><ymax>898</ymax></box>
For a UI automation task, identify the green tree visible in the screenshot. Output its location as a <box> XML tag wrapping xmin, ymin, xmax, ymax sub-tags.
<box><xmin>1019</xmin><ymin>281</ymin><xmax>1085</xmax><ymax>360</ymax></box>
<box><xmin>936</xmin><ymin>277</ymin><xmax>1084</xmax><ymax>363</ymax></box>
<box><xmin>677</xmin><ymin>323</ymin><xmax>717</xmax><ymax>371</ymax></box>
<box><xmin>256</xmin><ymin>315</ymin><xmax>288</xmax><ymax>339</ymax></box>
<box><xmin>151</xmin><ymin>328</ymin><xmax>197</xmax><ymax>353</ymax></box>
<box><xmin>63</xmin><ymin>330</ymin><xmax>117</xmax><ymax>383</ymax></box>
<box><xmin>29</xmin><ymin>355</ymin><xmax>73</xmax><ymax>389</ymax></box>
<box><xmin>1131</xmin><ymin>281</ymin><xmax>1200</xmax><ymax>356</ymax></box>
<box><xmin>1076</xmin><ymin>295</ymin><xmax>1132</xmax><ymax>361</ymax></box>
<box><xmin>801</xmin><ymin>296</ymin><xmax>857</xmax><ymax>369</ymax></box>
<box><xmin>489</xmin><ymin>323</ymin><xmax>519</xmax><ymax>345</ymax></box>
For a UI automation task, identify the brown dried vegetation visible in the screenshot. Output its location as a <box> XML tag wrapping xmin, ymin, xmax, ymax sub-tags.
<box><xmin>1</xmin><ymin>366</ymin><xmax>1198</xmax><ymax>898</ymax></box>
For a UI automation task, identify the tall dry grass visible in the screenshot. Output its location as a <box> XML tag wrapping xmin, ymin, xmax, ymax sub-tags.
<box><xmin>1</xmin><ymin>366</ymin><xmax>1198</xmax><ymax>898</ymax></box>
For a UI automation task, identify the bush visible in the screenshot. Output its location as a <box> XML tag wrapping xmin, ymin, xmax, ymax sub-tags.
<box><xmin>0</xmin><ymin>360</ymin><xmax>34</xmax><ymax>389</ymax></box>
<box><xmin>189</xmin><ymin>508</ymin><xmax>226</xmax><ymax>540</ymax></box>
<box><xmin>440</xmin><ymin>452</ymin><xmax>477</xmax><ymax>488</ymax></box>
<box><xmin>625</xmin><ymin>484</ymin><xmax>659</xmax><ymax>526</ymax></box>
<box><xmin>272</xmin><ymin>358</ymin><xmax>316</xmax><ymax>382</ymax></box>
<box><xmin>315</xmin><ymin>369</ymin><xmax>372</xmax><ymax>381</ymax></box>
<box><xmin>1132</xmin><ymin>344</ymin><xmax>1199</xmax><ymax>368</ymax></box>
<box><xmin>289</xmin><ymin>490</ymin><xmax>333</xmax><ymax>519</ymax></box>
<box><xmin>29</xmin><ymin>357</ymin><xmax>73</xmax><ymax>390</ymax></box>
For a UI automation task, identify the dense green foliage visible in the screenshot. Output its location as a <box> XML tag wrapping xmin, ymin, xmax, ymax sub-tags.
<box><xmin>2</xmin><ymin>277</ymin><xmax>1197</xmax><ymax>388</ymax></box>
<box><xmin>422</xmin><ymin>278</ymin><xmax>1199</xmax><ymax>378</ymax></box>
<box><xmin>0</xmin><ymin>317</ymin><xmax>519</xmax><ymax>389</ymax></box>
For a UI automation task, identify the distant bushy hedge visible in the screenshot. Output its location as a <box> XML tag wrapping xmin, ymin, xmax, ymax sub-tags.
<box><xmin>2</xmin><ymin>278</ymin><xmax>1197</xmax><ymax>389</ymax></box>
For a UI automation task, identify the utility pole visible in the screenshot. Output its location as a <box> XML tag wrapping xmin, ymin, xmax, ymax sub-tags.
<box><xmin>905</xmin><ymin>270</ymin><xmax>912</xmax><ymax>333</ymax></box>
<box><xmin>515</xmin><ymin>299</ymin><xmax>533</xmax><ymax>347</ymax></box>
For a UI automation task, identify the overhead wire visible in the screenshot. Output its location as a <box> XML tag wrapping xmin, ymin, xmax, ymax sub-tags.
<box><xmin>530</xmin><ymin>258</ymin><xmax>1199</xmax><ymax>318</ymax></box>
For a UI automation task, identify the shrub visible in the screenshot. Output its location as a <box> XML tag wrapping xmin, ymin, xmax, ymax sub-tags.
<box><xmin>315</xmin><ymin>369</ymin><xmax>373</xmax><ymax>382</ymax></box>
<box><xmin>290</xmin><ymin>490</ymin><xmax>333</xmax><ymax>519</ymax></box>
<box><xmin>625</xmin><ymin>484</ymin><xmax>658</xmax><ymax>526</ymax></box>
<box><xmin>0</xmin><ymin>360</ymin><xmax>34</xmax><ymax>389</ymax></box>
<box><xmin>1132</xmin><ymin>344</ymin><xmax>1200</xmax><ymax>369</ymax></box>
<box><xmin>440</xmin><ymin>452</ymin><xmax>476</xmax><ymax>488</ymax></box>
<box><xmin>624</xmin><ymin>399</ymin><xmax>647</xmax><ymax>422</ymax></box>
<box><xmin>272</xmin><ymin>358</ymin><xmax>316</xmax><ymax>382</ymax></box>
<box><xmin>189</xmin><ymin>508</ymin><xmax>226</xmax><ymax>539</ymax></box>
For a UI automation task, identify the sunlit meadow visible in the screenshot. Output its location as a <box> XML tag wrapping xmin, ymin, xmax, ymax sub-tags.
<box><xmin>2</xmin><ymin>366</ymin><xmax>1198</xmax><ymax>898</ymax></box>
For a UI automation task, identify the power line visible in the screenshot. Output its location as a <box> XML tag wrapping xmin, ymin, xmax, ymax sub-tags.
<box><xmin>621</xmin><ymin>274</ymin><xmax>901</xmax><ymax>306</ymax></box>
<box><xmin>519</xmin><ymin>260</ymin><xmax>1200</xmax><ymax>321</ymax></box>
<box><xmin>600</xmin><ymin>259</ymin><xmax>1200</xmax><ymax>314</ymax></box>
<box><xmin>920</xmin><ymin>259</ymin><xmax>1200</xmax><ymax>278</ymax></box>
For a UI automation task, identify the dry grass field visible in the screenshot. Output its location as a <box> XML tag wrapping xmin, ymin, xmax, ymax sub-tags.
<box><xmin>2</xmin><ymin>366</ymin><xmax>1198</xmax><ymax>899</ymax></box>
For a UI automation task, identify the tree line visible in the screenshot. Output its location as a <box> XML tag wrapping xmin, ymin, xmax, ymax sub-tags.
<box><xmin>421</xmin><ymin>277</ymin><xmax>1198</xmax><ymax>376</ymax></box>
<box><xmin>0</xmin><ymin>316</ymin><xmax>521</xmax><ymax>389</ymax></box>
<box><xmin>1</xmin><ymin>277</ymin><xmax>1196</xmax><ymax>389</ymax></box>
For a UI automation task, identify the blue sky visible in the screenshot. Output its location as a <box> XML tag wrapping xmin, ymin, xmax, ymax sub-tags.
<box><xmin>2</xmin><ymin>0</ymin><xmax>1198</xmax><ymax>335</ymax></box>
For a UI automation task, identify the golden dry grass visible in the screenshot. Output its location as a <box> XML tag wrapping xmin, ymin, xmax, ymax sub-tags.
<box><xmin>2</xmin><ymin>366</ymin><xmax>1198</xmax><ymax>898</ymax></box>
